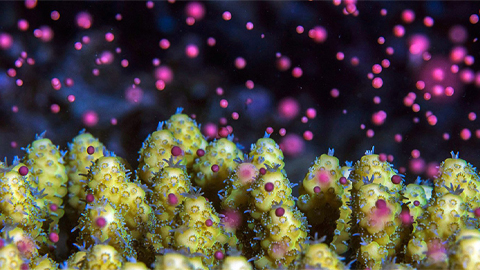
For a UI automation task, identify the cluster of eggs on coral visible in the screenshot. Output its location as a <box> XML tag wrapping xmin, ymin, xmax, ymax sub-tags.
<box><xmin>1</xmin><ymin>109</ymin><xmax>480</xmax><ymax>270</ymax></box>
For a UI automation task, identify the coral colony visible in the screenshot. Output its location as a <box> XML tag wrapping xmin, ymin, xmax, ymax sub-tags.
<box><xmin>2</xmin><ymin>1</ymin><xmax>480</xmax><ymax>270</ymax></box>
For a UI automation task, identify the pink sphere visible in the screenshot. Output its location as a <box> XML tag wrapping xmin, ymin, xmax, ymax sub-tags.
<box><xmin>278</xmin><ymin>97</ymin><xmax>300</xmax><ymax>120</ymax></box>
<box><xmin>186</xmin><ymin>2</ymin><xmax>206</xmax><ymax>20</ymax></box>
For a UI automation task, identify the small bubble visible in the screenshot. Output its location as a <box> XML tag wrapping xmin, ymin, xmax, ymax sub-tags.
<box><xmin>296</xmin><ymin>25</ymin><xmax>304</xmax><ymax>34</ymax></box>
<box><xmin>393</xmin><ymin>25</ymin><xmax>405</xmax><ymax>37</ymax></box>
<box><xmin>245</xmin><ymin>80</ymin><xmax>254</xmax><ymax>89</ymax></box>
<box><xmin>460</xmin><ymin>128</ymin><xmax>471</xmax><ymax>140</ymax></box>
<box><xmin>336</xmin><ymin>52</ymin><xmax>344</xmax><ymax>61</ymax></box>
<box><xmin>292</xmin><ymin>67</ymin><xmax>303</xmax><ymax>78</ymax></box>
<box><xmin>159</xmin><ymin>39</ymin><xmax>170</xmax><ymax>49</ymax></box>
<box><xmin>222</xmin><ymin>11</ymin><xmax>232</xmax><ymax>21</ymax></box>
<box><xmin>185</xmin><ymin>44</ymin><xmax>199</xmax><ymax>58</ymax></box>
<box><xmin>235</xmin><ymin>57</ymin><xmax>246</xmax><ymax>69</ymax></box>
<box><xmin>303</xmin><ymin>130</ymin><xmax>313</xmax><ymax>141</ymax></box>
<box><xmin>207</xmin><ymin>37</ymin><xmax>216</xmax><ymax>46</ymax></box>
<box><xmin>424</xmin><ymin>16</ymin><xmax>434</xmax><ymax>27</ymax></box>
<box><xmin>51</xmin><ymin>11</ymin><xmax>60</xmax><ymax>21</ymax></box>
<box><xmin>105</xmin><ymin>32</ymin><xmax>114</xmax><ymax>42</ymax></box>
<box><xmin>220</xmin><ymin>99</ymin><xmax>228</xmax><ymax>108</ymax></box>
<box><xmin>50</xmin><ymin>104</ymin><xmax>60</xmax><ymax>113</ymax></box>
<box><xmin>372</xmin><ymin>77</ymin><xmax>383</xmax><ymax>89</ymax></box>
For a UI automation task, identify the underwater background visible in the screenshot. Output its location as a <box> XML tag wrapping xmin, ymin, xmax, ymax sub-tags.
<box><xmin>1</xmin><ymin>0</ymin><xmax>480</xmax><ymax>185</ymax></box>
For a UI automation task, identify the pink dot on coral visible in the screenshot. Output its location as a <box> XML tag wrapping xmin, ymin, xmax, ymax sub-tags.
<box><xmin>211</xmin><ymin>164</ymin><xmax>220</xmax><ymax>172</ymax></box>
<box><xmin>214</xmin><ymin>251</ymin><xmax>224</xmax><ymax>260</ymax></box>
<box><xmin>275</xmin><ymin>207</ymin><xmax>285</xmax><ymax>217</ymax></box>
<box><xmin>378</xmin><ymin>153</ymin><xmax>387</xmax><ymax>162</ymax></box>
<box><xmin>95</xmin><ymin>217</ymin><xmax>107</xmax><ymax>228</ymax></box>
<box><xmin>376</xmin><ymin>199</ymin><xmax>387</xmax><ymax>209</ymax></box>
<box><xmin>49</xmin><ymin>232</ymin><xmax>59</xmax><ymax>243</ymax></box>
<box><xmin>400</xmin><ymin>210</ymin><xmax>413</xmax><ymax>226</ymax></box>
<box><xmin>167</xmin><ymin>193</ymin><xmax>178</xmax><ymax>205</ymax></box>
<box><xmin>171</xmin><ymin>146</ymin><xmax>183</xmax><ymax>156</ymax></box>
<box><xmin>474</xmin><ymin>207</ymin><xmax>480</xmax><ymax>217</ymax></box>
<box><xmin>339</xmin><ymin>177</ymin><xmax>348</xmax><ymax>185</ymax></box>
<box><xmin>391</xmin><ymin>175</ymin><xmax>402</xmax><ymax>184</ymax></box>
<box><xmin>313</xmin><ymin>186</ymin><xmax>321</xmax><ymax>193</ymax></box>
<box><xmin>196</xmin><ymin>149</ymin><xmax>205</xmax><ymax>157</ymax></box>
<box><xmin>205</xmin><ymin>219</ymin><xmax>213</xmax><ymax>227</ymax></box>
<box><xmin>18</xmin><ymin>166</ymin><xmax>29</xmax><ymax>176</ymax></box>
<box><xmin>86</xmin><ymin>194</ymin><xmax>94</xmax><ymax>203</ymax></box>
<box><xmin>87</xmin><ymin>146</ymin><xmax>95</xmax><ymax>155</ymax></box>
<box><xmin>265</xmin><ymin>182</ymin><xmax>274</xmax><ymax>192</ymax></box>
<box><xmin>414</xmin><ymin>200</ymin><xmax>420</xmax><ymax>206</ymax></box>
